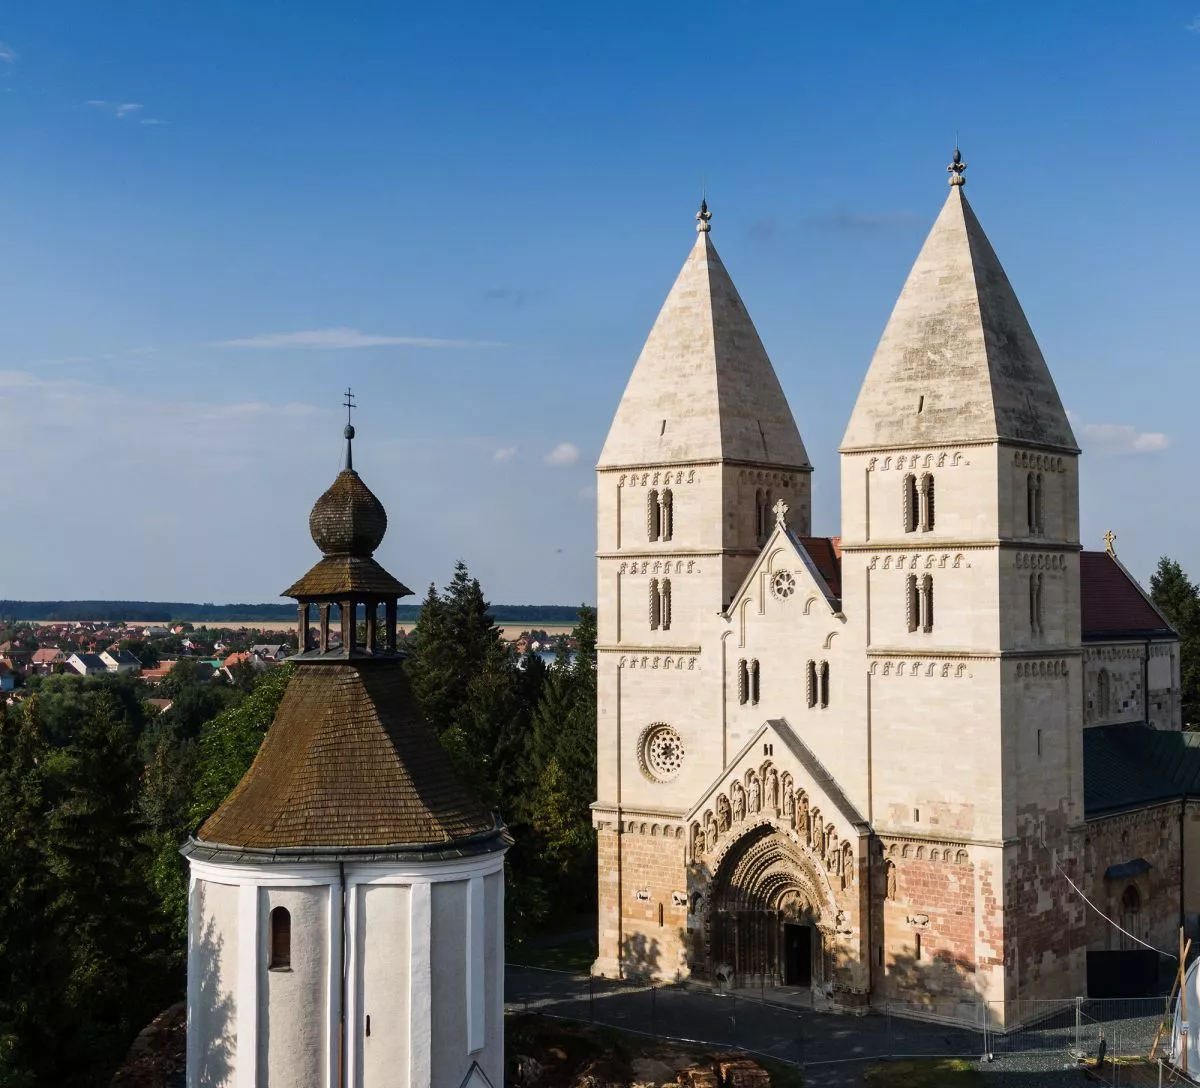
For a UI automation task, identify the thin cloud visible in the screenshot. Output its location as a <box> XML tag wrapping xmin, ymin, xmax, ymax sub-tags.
<box><xmin>139</xmin><ymin>118</ymin><xmax>167</xmax><ymax>126</ymax></box>
<box><xmin>1069</xmin><ymin>412</ymin><xmax>1168</xmax><ymax>454</ymax></box>
<box><xmin>0</xmin><ymin>41</ymin><xmax>17</xmax><ymax>62</ymax></box>
<box><xmin>214</xmin><ymin>327</ymin><xmax>500</xmax><ymax>350</ymax></box>
<box><xmin>544</xmin><ymin>442</ymin><xmax>580</xmax><ymax>467</ymax></box>
<box><xmin>86</xmin><ymin>100</ymin><xmax>155</xmax><ymax>122</ymax></box>
<box><xmin>1187</xmin><ymin>14</ymin><xmax>1200</xmax><ymax>32</ymax></box>
<box><xmin>493</xmin><ymin>446</ymin><xmax>518</xmax><ymax>463</ymax></box>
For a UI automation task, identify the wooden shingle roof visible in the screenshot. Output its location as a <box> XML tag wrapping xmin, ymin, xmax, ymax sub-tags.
<box><xmin>197</xmin><ymin>661</ymin><xmax>500</xmax><ymax>850</ymax></box>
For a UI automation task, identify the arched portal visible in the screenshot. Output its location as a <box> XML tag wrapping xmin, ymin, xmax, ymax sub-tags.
<box><xmin>708</xmin><ymin>824</ymin><xmax>833</xmax><ymax>990</ymax></box>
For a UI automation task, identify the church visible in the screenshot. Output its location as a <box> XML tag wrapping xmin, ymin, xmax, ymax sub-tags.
<box><xmin>592</xmin><ymin>151</ymin><xmax>1195</xmax><ymax>1024</ymax></box>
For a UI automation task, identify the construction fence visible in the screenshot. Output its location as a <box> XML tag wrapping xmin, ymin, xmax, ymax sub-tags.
<box><xmin>505</xmin><ymin>964</ymin><xmax>1174</xmax><ymax>1073</ymax></box>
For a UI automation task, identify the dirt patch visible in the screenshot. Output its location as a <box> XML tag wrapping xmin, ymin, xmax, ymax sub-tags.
<box><xmin>110</xmin><ymin>1002</ymin><xmax>185</xmax><ymax>1088</ymax></box>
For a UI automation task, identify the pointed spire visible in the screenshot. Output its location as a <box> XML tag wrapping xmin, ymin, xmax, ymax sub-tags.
<box><xmin>342</xmin><ymin>386</ymin><xmax>356</xmax><ymax>471</ymax></box>
<box><xmin>842</xmin><ymin>157</ymin><xmax>1076</xmax><ymax>453</ymax></box>
<box><xmin>696</xmin><ymin>198</ymin><xmax>712</xmax><ymax>233</ymax></box>
<box><xmin>948</xmin><ymin>147</ymin><xmax>966</xmax><ymax>187</ymax></box>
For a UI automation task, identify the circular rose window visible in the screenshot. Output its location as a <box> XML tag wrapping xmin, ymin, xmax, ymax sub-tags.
<box><xmin>640</xmin><ymin>724</ymin><xmax>685</xmax><ymax>782</ymax></box>
<box><xmin>771</xmin><ymin>570</ymin><xmax>797</xmax><ymax>600</ymax></box>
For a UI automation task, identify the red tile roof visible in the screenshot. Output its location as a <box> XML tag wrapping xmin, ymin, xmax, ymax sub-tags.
<box><xmin>1079</xmin><ymin>550</ymin><xmax>1173</xmax><ymax>639</ymax></box>
<box><xmin>797</xmin><ymin>536</ymin><xmax>842</xmax><ymax>601</ymax></box>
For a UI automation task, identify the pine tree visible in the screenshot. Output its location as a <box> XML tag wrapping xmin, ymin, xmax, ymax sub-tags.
<box><xmin>1151</xmin><ymin>556</ymin><xmax>1200</xmax><ymax>726</ymax></box>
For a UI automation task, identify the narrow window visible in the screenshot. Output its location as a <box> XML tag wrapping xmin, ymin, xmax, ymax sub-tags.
<box><xmin>1037</xmin><ymin>728</ymin><xmax>1042</xmax><ymax>757</ymax></box>
<box><xmin>755</xmin><ymin>489</ymin><xmax>765</xmax><ymax>543</ymax></box>
<box><xmin>903</xmin><ymin>475</ymin><xmax>918</xmax><ymax>533</ymax></box>
<box><xmin>660</xmin><ymin>579</ymin><xmax>672</xmax><ymax>631</ymax></box>
<box><xmin>649</xmin><ymin>578</ymin><xmax>660</xmax><ymax>630</ymax></box>
<box><xmin>750</xmin><ymin>659</ymin><xmax>760</xmax><ymax>705</ymax></box>
<box><xmin>914</xmin><ymin>808</ymin><xmax>920</xmax><ymax>822</ymax></box>
<box><xmin>269</xmin><ymin>906</ymin><xmax>291</xmax><ymax>969</ymax></box>
<box><xmin>915</xmin><ymin>932</ymin><xmax>922</xmax><ymax>961</ymax></box>
<box><xmin>878</xmin><ymin>946</ymin><xmax>884</xmax><ymax>966</ymax></box>
<box><xmin>737</xmin><ymin>659</ymin><xmax>749</xmax><ymax>705</ymax></box>
<box><xmin>806</xmin><ymin>660</ymin><xmax>817</xmax><ymax>708</ymax></box>
<box><xmin>819</xmin><ymin>660</ymin><xmax>830</xmax><ymax>708</ymax></box>
<box><xmin>906</xmin><ymin>574</ymin><xmax>919</xmax><ymax>633</ymax></box>
<box><xmin>661</xmin><ymin>488</ymin><xmax>673</xmax><ymax>542</ymax></box>
<box><xmin>647</xmin><ymin>489</ymin><xmax>661</xmax><ymax>542</ymax></box>
<box><xmin>920</xmin><ymin>474</ymin><xmax>935</xmax><ymax>531</ymax></box>
<box><xmin>658</xmin><ymin>903</ymin><xmax>664</xmax><ymax>927</ymax></box>
<box><xmin>1035</xmin><ymin>473</ymin><xmax>1045</xmax><ymax>535</ymax></box>
<box><xmin>1026</xmin><ymin>473</ymin><xmax>1036</xmax><ymax>535</ymax></box>
<box><xmin>921</xmin><ymin>574</ymin><xmax>934</xmax><ymax>633</ymax></box>
<box><xmin>1029</xmin><ymin>572</ymin><xmax>1038</xmax><ymax>636</ymax></box>
<box><xmin>1034</xmin><ymin>573</ymin><xmax>1043</xmax><ymax>635</ymax></box>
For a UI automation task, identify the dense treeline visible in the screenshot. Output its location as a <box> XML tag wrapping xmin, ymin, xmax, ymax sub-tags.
<box><xmin>0</xmin><ymin>599</ymin><xmax>584</xmax><ymax>625</ymax></box>
<box><xmin>1150</xmin><ymin>557</ymin><xmax>1200</xmax><ymax>728</ymax></box>
<box><xmin>0</xmin><ymin>561</ymin><xmax>595</xmax><ymax>1084</ymax></box>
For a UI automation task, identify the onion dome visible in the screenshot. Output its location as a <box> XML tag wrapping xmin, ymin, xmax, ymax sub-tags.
<box><xmin>308</xmin><ymin>425</ymin><xmax>388</xmax><ymax>557</ymax></box>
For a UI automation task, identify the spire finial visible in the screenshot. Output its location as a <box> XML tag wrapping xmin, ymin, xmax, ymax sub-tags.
<box><xmin>948</xmin><ymin>146</ymin><xmax>966</xmax><ymax>187</ymax></box>
<box><xmin>342</xmin><ymin>387</ymin><xmax>356</xmax><ymax>471</ymax></box>
<box><xmin>696</xmin><ymin>197</ymin><xmax>712</xmax><ymax>233</ymax></box>
<box><xmin>1103</xmin><ymin>529</ymin><xmax>1117</xmax><ymax>556</ymax></box>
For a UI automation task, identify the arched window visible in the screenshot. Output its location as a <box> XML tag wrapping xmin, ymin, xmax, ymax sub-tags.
<box><xmin>819</xmin><ymin>660</ymin><xmax>830</xmax><ymax>708</ymax></box>
<box><xmin>906</xmin><ymin>574</ymin><xmax>919</xmax><ymax>633</ymax></box>
<box><xmin>738</xmin><ymin>659</ymin><xmax>749</xmax><ymax>705</ymax></box>
<box><xmin>920</xmin><ymin>574</ymin><xmax>934</xmax><ymax>633</ymax></box>
<box><xmin>806</xmin><ymin>660</ymin><xmax>817</xmax><ymax>708</ymax></box>
<box><xmin>660</xmin><ymin>579</ymin><xmax>672</xmax><ymax>632</ymax></box>
<box><xmin>649</xmin><ymin>578</ymin><xmax>660</xmax><ymax>630</ymax></box>
<box><xmin>750</xmin><ymin>659</ymin><xmax>760</xmax><ymax>705</ymax></box>
<box><xmin>1026</xmin><ymin>473</ymin><xmax>1036</xmax><ymax>534</ymax></box>
<box><xmin>1034</xmin><ymin>573</ymin><xmax>1043</xmax><ymax>635</ymax></box>
<box><xmin>903</xmin><ymin>475</ymin><xmax>918</xmax><ymax>533</ymax></box>
<box><xmin>755</xmin><ymin>489</ymin><xmax>766</xmax><ymax>544</ymax></box>
<box><xmin>661</xmin><ymin>488</ymin><xmax>673</xmax><ymax>542</ymax></box>
<box><xmin>920</xmin><ymin>474</ymin><xmax>935</xmax><ymax>532</ymax></box>
<box><xmin>269</xmin><ymin>906</ymin><xmax>291</xmax><ymax>970</ymax></box>
<box><xmin>1029</xmin><ymin>573</ymin><xmax>1039</xmax><ymax>636</ymax></box>
<box><xmin>1119</xmin><ymin>885</ymin><xmax>1141</xmax><ymax>950</ymax></box>
<box><xmin>1035</xmin><ymin>473</ymin><xmax>1045</xmax><ymax>535</ymax></box>
<box><xmin>1098</xmin><ymin>668</ymin><xmax>1111</xmax><ymax>717</ymax></box>
<box><xmin>647</xmin><ymin>489</ymin><xmax>661</xmax><ymax>542</ymax></box>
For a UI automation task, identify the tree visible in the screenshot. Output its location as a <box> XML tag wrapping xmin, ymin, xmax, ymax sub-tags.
<box><xmin>1151</xmin><ymin>557</ymin><xmax>1200</xmax><ymax>727</ymax></box>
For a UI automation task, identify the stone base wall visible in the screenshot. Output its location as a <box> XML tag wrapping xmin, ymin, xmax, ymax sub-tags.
<box><xmin>594</xmin><ymin>818</ymin><xmax>689</xmax><ymax>980</ymax></box>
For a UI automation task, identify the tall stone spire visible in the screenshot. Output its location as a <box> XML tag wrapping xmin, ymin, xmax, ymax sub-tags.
<box><xmin>841</xmin><ymin>152</ymin><xmax>1077</xmax><ymax>452</ymax></box>
<box><xmin>598</xmin><ymin>203</ymin><xmax>809</xmax><ymax>469</ymax></box>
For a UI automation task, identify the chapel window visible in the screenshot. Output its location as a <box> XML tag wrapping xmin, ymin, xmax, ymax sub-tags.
<box><xmin>269</xmin><ymin>906</ymin><xmax>291</xmax><ymax>970</ymax></box>
<box><xmin>647</xmin><ymin>490</ymin><xmax>661</xmax><ymax>542</ymax></box>
<box><xmin>1034</xmin><ymin>573</ymin><xmax>1043</xmax><ymax>635</ymax></box>
<box><xmin>1035</xmin><ymin>474</ymin><xmax>1045</xmax><ymax>535</ymax></box>
<box><xmin>806</xmin><ymin>660</ymin><xmax>817</xmax><ymax>708</ymax></box>
<box><xmin>649</xmin><ymin>578</ymin><xmax>661</xmax><ymax>630</ymax></box>
<box><xmin>660</xmin><ymin>579</ymin><xmax>672</xmax><ymax>632</ymax></box>
<box><xmin>906</xmin><ymin>575</ymin><xmax>920</xmax><ymax>633</ymax></box>
<box><xmin>1027</xmin><ymin>473</ymin><xmax>1044</xmax><ymax>535</ymax></box>
<box><xmin>750</xmin><ymin>659</ymin><xmax>761</xmax><ymax>705</ymax></box>
<box><xmin>903</xmin><ymin>475</ymin><xmax>918</xmax><ymax>533</ymax></box>
<box><xmin>819</xmin><ymin>660</ymin><xmax>830</xmax><ymax>708</ymax></box>
<box><xmin>661</xmin><ymin>489</ymin><xmax>674</xmax><ymax>542</ymax></box>
<box><xmin>738</xmin><ymin>659</ymin><xmax>749</xmax><ymax>705</ymax></box>
<box><xmin>920</xmin><ymin>474</ymin><xmax>935</xmax><ymax>532</ymax></box>
<box><xmin>920</xmin><ymin>574</ymin><xmax>934</xmax><ymax>633</ymax></box>
<box><xmin>1098</xmin><ymin>669</ymin><xmax>1111</xmax><ymax>718</ymax></box>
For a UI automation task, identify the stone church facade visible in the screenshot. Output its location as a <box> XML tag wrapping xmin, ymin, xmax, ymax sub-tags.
<box><xmin>592</xmin><ymin>157</ymin><xmax>1190</xmax><ymax>1024</ymax></box>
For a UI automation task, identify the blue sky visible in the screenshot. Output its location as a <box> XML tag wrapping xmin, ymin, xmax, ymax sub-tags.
<box><xmin>1</xmin><ymin>3</ymin><xmax>1197</xmax><ymax>606</ymax></box>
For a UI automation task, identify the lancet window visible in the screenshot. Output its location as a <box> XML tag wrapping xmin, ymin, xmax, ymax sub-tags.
<box><xmin>738</xmin><ymin>659</ymin><xmax>749</xmax><ymax>705</ymax></box>
<box><xmin>755</xmin><ymin>489</ymin><xmax>774</xmax><ymax>545</ymax></box>
<box><xmin>906</xmin><ymin>575</ymin><xmax>920</xmax><ymax>633</ymax></box>
<box><xmin>660</xmin><ymin>578</ymin><xmax>672</xmax><ymax>631</ymax></box>
<box><xmin>819</xmin><ymin>660</ymin><xmax>830</xmax><ymax>708</ymax></box>
<box><xmin>661</xmin><ymin>488</ymin><xmax>673</xmax><ymax>541</ymax></box>
<box><xmin>920</xmin><ymin>473</ymin><xmax>935</xmax><ymax>531</ymax></box>
<box><xmin>648</xmin><ymin>489</ymin><xmax>661</xmax><ymax>541</ymax></box>
<box><xmin>649</xmin><ymin>578</ymin><xmax>661</xmax><ymax>630</ymax></box>
<box><xmin>806</xmin><ymin>660</ymin><xmax>817</xmax><ymax>708</ymax></box>
<box><xmin>1030</xmin><ymin>572</ymin><xmax>1043</xmax><ymax>636</ymax></box>
<box><xmin>903</xmin><ymin>475</ymin><xmax>918</xmax><ymax>533</ymax></box>
<box><xmin>269</xmin><ymin>906</ymin><xmax>291</xmax><ymax>970</ymax></box>
<box><xmin>749</xmin><ymin>659</ymin><xmax>760</xmax><ymax>705</ymax></box>
<box><xmin>921</xmin><ymin>574</ymin><xmax>934</xmax><ymax>632</ymax></box>
<box><xmin>1027</xmin><ymin>473</ymin><xmax>1045</xmax><ymax>535</ymax></box>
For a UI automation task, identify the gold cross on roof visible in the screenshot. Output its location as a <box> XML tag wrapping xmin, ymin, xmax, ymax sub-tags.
<box><xmin>1103</xmin><ymin>529</ymin><xmax>1117</xmax><ymax>555</ymax></box>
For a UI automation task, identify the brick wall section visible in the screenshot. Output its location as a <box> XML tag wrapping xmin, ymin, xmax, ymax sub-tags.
<box><xmin>595</xmin><ymin>821</ymin><xmax>689</xmax><ymax>979</ymax></box>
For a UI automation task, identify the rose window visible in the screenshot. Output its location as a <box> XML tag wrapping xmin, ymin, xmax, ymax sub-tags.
<box><xmin>641</xmin><ymin>724</ymin><xmax>684</xmax><ymax>782</ymax></box>
<box><xmin>771</xmin><ymin>570</ymin><xmax>797</xmax><ymax>600</ymax></box>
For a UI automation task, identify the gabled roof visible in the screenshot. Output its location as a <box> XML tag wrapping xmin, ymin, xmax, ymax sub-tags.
<box><xmin>1080</xmin><ymin>550</ymin><xmax>1175</xmax><ymax>641</ymax></box>
<box><xmin>723</xmin><ymin>518</ymin><xmax>840</xmax><ymax>618</ymax></box>
<box><xmin>598</xmin><ymin>214</ymin><xmax>809</xmax><ymax>469</ymax></box>
<box><xmin>842</xmin><ymin>176</ymin><xmax>1077</xmax><ymax>453</ymax></box>
<box><xmin>196</xmin><ymin>662</ymin><xmax>503</xmax><ymax>850</ymax></box>
<box><xmin>1084</xmin><ymin>724</ymin><xmax>1200</xmax><ymax>816</ymax></box>
<box><xmin>796</xmin><ymin>535</ymin><xmax>842</xmax><ymax>602</ymax></box>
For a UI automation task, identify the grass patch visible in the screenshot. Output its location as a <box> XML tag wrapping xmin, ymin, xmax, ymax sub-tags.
<box><xmin>509</xmin><ymin>935</ymin><xmax>597</xmax><ymax>973</ymax></box>
<box><xmin>864</xmin><ymin>1058</ymin><xmax>984</xmax><ymax>1087</ymax></box>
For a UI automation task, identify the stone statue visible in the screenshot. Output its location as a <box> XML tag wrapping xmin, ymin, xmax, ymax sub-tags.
<box><xmin>732</xmin><ymin>781</ymin><xmax>745</xmax><ymax>823</ymax></box>
<box><xmin>748</xmin><ymin>774</ymin><xmax>760</xmax><ymax>814</ymax></box>
<box><xmin>705</xmin><ymin>811</ymin><xmax>718</xmax><ymax>852</ymax></box>
<box><xmin>886</xmin><ymin>861</ymin><xmax>897</xmax><ymax>900</ymax></box>
<box><xmin>691</xmin><ymin>821</ymin><xmax>703</xmax><ymax>858</ymax></box>
<box><xmin>768</xmin><ymin>768</ymin><xmax>779</xmax><ymax>811</ymax></box>
<box><xmin>800</xmin><ymin>796</ymin><xmax>810</xmax><ymax>843</ymax></box>
<box><xmin>782</xmin><ymin>786</ymin><xmax>794</xmax><ymax>820</ymax></box>
<box><xmin>717</xmin><ymin>794</ymin><xmax>731</xmax><ymax>833</ymax></box>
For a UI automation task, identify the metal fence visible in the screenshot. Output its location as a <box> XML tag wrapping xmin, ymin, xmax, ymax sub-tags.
<box><xmin>505</xmin><ymin>964</ymin><xmax>1173</xmax><ymax>1074</ymax></box>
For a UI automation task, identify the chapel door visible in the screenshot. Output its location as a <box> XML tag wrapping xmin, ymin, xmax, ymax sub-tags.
<box><xmin>783</xmin><ymin>923</ymin><xmax>812</xmax><ymax>987</ymax></box>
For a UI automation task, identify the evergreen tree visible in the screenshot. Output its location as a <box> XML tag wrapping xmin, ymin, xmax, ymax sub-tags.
<box><xmin>1151</xmin><ymin>556</ymin><xmax>1200</xmax><ymax>727</ymax></box>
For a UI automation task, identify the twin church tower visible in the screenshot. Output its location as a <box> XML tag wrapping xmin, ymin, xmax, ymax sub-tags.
<box><xmin>593</xmin><ymin>151</ymin><xmax>1087</xmax><ymax>1018</ymax></box>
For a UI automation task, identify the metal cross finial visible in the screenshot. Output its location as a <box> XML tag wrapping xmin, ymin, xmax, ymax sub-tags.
<box><xmin>1103</xmin><ymin>529</ymin><xmax>1117</xmax><ymax>555</ymax></box>
<box><xmin>342</xmin><ymin>388</ymin><xmax>356</xmax><ymax>470</ymax></box>
<box><xmin>773</xmin><ymin>498</ymin><xmax>789</xmax><ymax>527</ymax></box>
<box><xmin>948</xmin><ymin>147</ymin><xmax>966</xmax><ymax>187</ymax></box>
<box><xmin>696</xmin><ymin>198</ymin><xmax>712</xmax><ymax>233</ymax></box>
<box><xmin>343</xmin><ymin>387</ymin><xmax>356</xmax><ymax>426</ymax></box>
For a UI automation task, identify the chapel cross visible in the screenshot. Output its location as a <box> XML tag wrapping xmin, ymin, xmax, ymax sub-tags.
<box><xmin>343</xmin><ymin>387</ymin><xmax>356</xmax><ymax>426</ymax></box>
<box><xmin>773</xmin><ymin>498</ymin><xmax>789</xmax><ymax>527</ymax></box>
<box><xmin>1103</xmin><ymin>529</ymin><xmax>1117</xmax><ymax>556</ymax></box>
